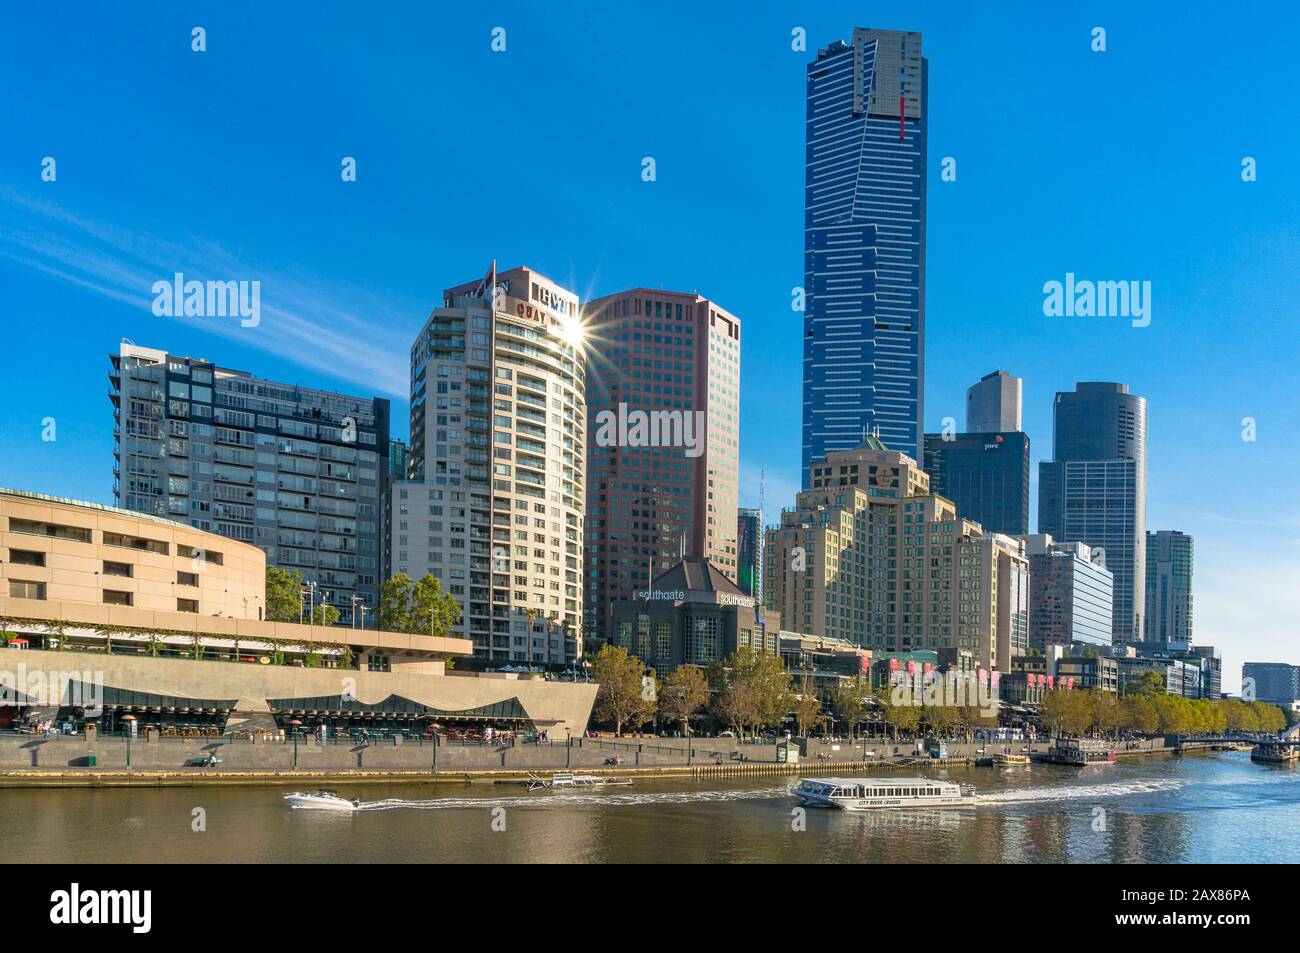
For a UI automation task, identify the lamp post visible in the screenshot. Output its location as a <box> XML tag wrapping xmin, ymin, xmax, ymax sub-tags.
<box><xmin>565</xmin><ymin>727</ymin><xmax>572</xmax><ymax>768</ymax></box>
<box><xmin>122</xmin><ymin>714</ymin><xmax>136</xmax><ymax>768</ymax></box>
<box><xmin>289</xmin><ymin>719</ymin><xmax>303</xmax><ymax>769</ymax></box>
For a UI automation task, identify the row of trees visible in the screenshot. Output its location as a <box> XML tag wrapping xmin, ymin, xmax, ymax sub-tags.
<box><xmin>1039</xmin><ymin>687</ymin><xmax>1286</xmax><ymax>737</ymax></box>
<box><xmin>265</xmin><ymin>566</ymin><xmax>462</xmax><ymax>637</ymax></box>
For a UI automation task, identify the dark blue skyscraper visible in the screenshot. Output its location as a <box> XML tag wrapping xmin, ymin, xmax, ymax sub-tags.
<box><xmin>802</xmin><ymin>27</ymin><xmax>927</xmax><ymax>484</ymax></box>
<box><xmin>923</xmin><ymin>431</ymin><xmax>1030</xmax><ymax>536</ymax></box>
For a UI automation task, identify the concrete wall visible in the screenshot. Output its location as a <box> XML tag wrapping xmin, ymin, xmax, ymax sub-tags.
<box><xmin>3</xmin><ymin>647</ymin><xmax>598</xmax><ymax>734</ymax></box>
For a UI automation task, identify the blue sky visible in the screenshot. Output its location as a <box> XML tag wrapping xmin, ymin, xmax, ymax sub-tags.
<box><xmin>2</xmin><ymin>1</ymin><xmax>1298</xmax><ymax>687</ymax></box>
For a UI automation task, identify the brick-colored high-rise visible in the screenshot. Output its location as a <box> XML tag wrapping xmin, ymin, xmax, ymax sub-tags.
<box><xmin>583</xmin><ymin>289</ymin><xmax>741</xmax><ymax>645</ymax></box>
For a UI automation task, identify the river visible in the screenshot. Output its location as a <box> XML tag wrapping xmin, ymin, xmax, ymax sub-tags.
<box><xmin>5</xmin><ymin>751</ymin><xmax>1296</xmax><ymax>863</ymax></box>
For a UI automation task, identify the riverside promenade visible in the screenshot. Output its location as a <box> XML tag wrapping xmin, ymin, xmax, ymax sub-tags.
<box><xmin>0</xmin><ymin>732</ymin><xmax>1214</xmax><ymax>787</ymax></box>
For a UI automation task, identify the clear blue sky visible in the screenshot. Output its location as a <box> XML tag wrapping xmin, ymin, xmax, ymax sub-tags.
<box><xmin>2</xmin><ymin>1</ymin><xmax>1298</xmax><ymax>687</ymax></box>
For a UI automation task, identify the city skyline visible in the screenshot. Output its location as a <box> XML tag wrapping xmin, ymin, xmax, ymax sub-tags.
<box><xmin>2</xmin><ymin>2</ymin><xmax>1299</xmax><ymax>690</ymax></box>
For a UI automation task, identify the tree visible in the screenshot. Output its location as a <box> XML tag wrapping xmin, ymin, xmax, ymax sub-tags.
<box><xmin>265</xmin><ymin>566</ymin><xmax>303</xmax><ymax>622</ymax></box>
<box><xmin>725</xmin><ymin>646</ymin><xmax>793</xmax><ymax>734</ymax></box>
<box><xmin>712</xmin><ymin>681</ymin><xmax>758</xmax><ymax>739</ymax></box>
<box><xmin>829</xmin><ymin>680</ymin><xmax>871</xmax><ymax>739</ymax></box>
<box><xmin>659</xmin><ymin>664</ymin><xmax>709</xmax><ymax>736</ymax></box>
<box><xmin>590</xmin><ymin>645</ymin><xmax>654</xmax><ymax>736</ymax></box>
<box><xmin>378</xmin><ymin>572</ymin><xmax>460</xmax><ymax>635</ymax></box>
<box><xmin>876</xmin><ymin>685</ymin><xmax>921</xmax><ymax>739</ymax></box>
<box><xmin>1127</xmin><ymin>669</ymin><xmax>1168</xmax><ymax>698</ymax></box>
<box><xmin>411</xmin><ymin>573</ymin><xmax>461</xmax><ymax>637</ymax></box>
<box><xmin>791</xmin><ymin>677</ymin><xmax>823</xmax><ymax>737</ymax></box>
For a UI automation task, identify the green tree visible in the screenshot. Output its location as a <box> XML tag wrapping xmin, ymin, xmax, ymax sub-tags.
<box><xmin>875</xmin><ymin>685</ymin><xmax>921</xmax><ymax>739</ymax></box>
<box><xmin>411</xmin><ymin>573</ymin><xmax>461</xmax><ymax>637</ymax></box>
<box><xmin>378</xmin><ymin>573</ymin><xmax>415</xmax><ymax>633</ymax></box>
<box><xmin>829</xmin><ymin>680</ymin><xmax>872</xmax><ymax>739</ymax></box>
<box><xmin>590</xmin><ymin>645</ymin><xmax>654</xmax><ymax>736</ymax></box>
<box><xmin>791</xmin><ymin>676</ymin><xmax>823</xmax><ymax>736</ymax></box>
<box><xmin>1126</xmin><ymin>669</ymin><xmax>1168</xmax><ymax>698</ymax></box>
<box><xmin>712</xmin><ymin>681</ymin><xmax>758</xmax><ymax>739</ymax></box>
<box><xmin>658</xmin><ymin>664</ymin><xmax>709</xmax><ymax>736</ymax></box>
<box><xmin>266</xmin><ymin>566</ymin><xmax>305</xmax><ymax>622</ymax></box>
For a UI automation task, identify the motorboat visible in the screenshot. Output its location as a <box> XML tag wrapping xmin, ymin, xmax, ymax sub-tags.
<box><xmin>283</xmin><ymin>789</ymin><xmax>361</xmax><ymax>810</ymax></box>
<box><xmin>526</xmin><ymin>772</ymin><xmax>634</xmax><ymax>791</ymax></box>
<box><xmin>791</xmin><ymin>777</ymin><xmax>976</xmax><ymax>811</ymax></box>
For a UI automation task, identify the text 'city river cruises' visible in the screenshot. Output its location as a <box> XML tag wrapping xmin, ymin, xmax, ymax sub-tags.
<box><xmin>791</xmin><ymin>777</ymin><xmax>976</xmax><ymax>811</ymax></box>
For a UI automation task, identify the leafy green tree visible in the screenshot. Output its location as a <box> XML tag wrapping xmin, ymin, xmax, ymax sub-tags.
<box><xmin>829</xmin><ymin>680</ymin><xmax>872</xmax><ymax>739</ymax></box>
<box><xmin>791</xmin><ymin>676</ymin><xmax>823</xmax><ymax>736</ymax></box>
<box><xmin>590</xmin><ymin>645</ymin><xmax>654</xmax><ymax>736</ymax></box>
<box><xmin>706</xmin><ymin>646</ymin><xmax>792</xmax><ymax>736</ymax></box>
<box><xmin>712</xmin><ymin>681</ymin><xmax>758</xmax><ymax>739</ymax></box>
<box><xmin>377</xmin><ymin>572</ymin><xmax>461</xmax><ymax>635</ymax></box>
<box><xmin>875</xmin><ymin>685</ymin><xmax>921</xmax><ymax>739</ymax></box>
<box><xmin>658</xmin><ymin>664</ymin><xmax>709</xmax><ymax>736</ymax></box>
<box><xmin>1126</xmin><ymin>669</ymin><xmax>1168</xmax><ymax>698</ymax></box>
<box><xmin>266</xmin><ymin>566</ymin><xmax>305</xmax><ymax>622</ymax></box>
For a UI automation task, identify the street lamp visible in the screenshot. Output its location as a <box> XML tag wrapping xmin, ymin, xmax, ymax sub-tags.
<box><xmin>290</xmin><ymin>719</ymin><xmax>303</xmax><ymax>769</ymax></box>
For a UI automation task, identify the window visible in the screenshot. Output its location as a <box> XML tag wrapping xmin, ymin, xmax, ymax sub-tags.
<box><xmin>102</xmin><ymin>590</ymin><xmax>133</xmax><ymax>606</ymax></box>
<box><xmin>177</xmin><ymin>571</ymin><xmax>199</xmax><ymax>587</ymax></box>
<box><xmin>103</xmin><ymin>561</ymin><xmax>133</xmax><ymax>578</ymax></box>
<box><xmin>8</xmin><ymin>519</ymin><xmax>91</xmax><ymax>543</ymax></box>
<box><xmin>7</xmin><ymin>549</ymin><xmax>45</xmax><ymax>567</ymax></box>
<box><xmin>366</xmin><ymin>654</ymin><xmax>391</xmax><ymax>673</ymax></box>
<box><xmin>8</xmin><ymin>580</ymin><xmax>46</xmax><ymax>600</ymax></box>
<box><xmin>177</xmin><ymin>598</ymin><xmax>199</xmax><ymax>613</ymax></box>
<box><xmin>103</xmin><ymin>532</ymin><xmax>168</xmax><ymax>556</ymax></box>
<box><xmin>177</xmin><ymin>544</ymin><xmax>222</xmax><ymax>565</ymax></box>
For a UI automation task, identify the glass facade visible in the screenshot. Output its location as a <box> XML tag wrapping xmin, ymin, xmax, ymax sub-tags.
<box><xmin>802</xmin><ymin>28</ymin><xmax>927</xmax><ymax>482</ymax></box>
<box><xmin>922</xmin><ymin>431</ymin><xmax>1029</xmax><ymax>536</ymax></box>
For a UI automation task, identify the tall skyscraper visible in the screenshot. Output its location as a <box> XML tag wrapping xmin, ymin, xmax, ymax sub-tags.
<box><xmin>583</xmin><ymin>288</ymin><xmax>741</xmax><ymax>645</ymax></box>
<box><xmin>966</xmin><ymin>370</ymin><xmax>1022</xmax><ymax>433</ymax></box>
<box><xmin>110</xmin><ymin>343</ymin><xmax>390</xmax><ymax>622</ymax></box>
<box><xmin>396</xmin><ymin>266</ymin><xmax>586</xmax><ymax>667</ymax></box>
<box><xmin>802</xmin><ymin>27</ymin><xmax>927</xmax><ymax>482</ymax></box>
<box><xmin>922</xmin><ymin>431</ymin><xmax>1030</xmax><ymax>536</ymax></box>
<box><xmin>1242</xmin><ymin>662</ymin><xmax>1300</xmax><ymax>706</ymax></box>
<box><xmin>736</xmin><ymin>507</ymin><xmax>764</xmax><ymax>601</ymax></box>
<box><xmin>1144</xmin><ymin>529</ymin><xmax>1194</xmax><ymax>646</ymax></box>
<box><xmin>1038</xmin><ymin>382</ymin><xmax>1147</xmax><ymax>643</ymax></box>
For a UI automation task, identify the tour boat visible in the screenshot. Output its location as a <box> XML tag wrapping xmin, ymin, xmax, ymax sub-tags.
<box><xmin>992</xmin><ymin>753</ymin><xmax>1030</xmax><ymax>766</ymax></box>
<box><xmin>1251</xmin><ymin>742</ymin><xmax>1300</xmax><ymax>764</ymax></box>
<box><xmin>1044</xmin><ymin>739</ymin><xmax>1116</xmax><ymax>766</ymax></box>
<box><xmin>791</xmin><ymin>777</ymin><xmax>976</xmax><ymax>811</ymax></box>
<box><xmin>526</xmin><ymin>772</ymin><xmax>634</xmax><ymax>791</ymax></box>
<box><xmin>283</xmin><ymin>789</ymin><xmax>361</xmax><ymax>810</ymax></box>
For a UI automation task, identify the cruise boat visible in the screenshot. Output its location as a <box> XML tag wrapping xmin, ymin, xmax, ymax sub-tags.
<box><xmin>1044</xmin><ymin>739</ymin><xmax>1116</xmax><ymax>766</ymax></box>
<box><xmin>1251</xmin><ymin>741</ymin><xmax>1300</xmax><ymax>764</ymax></box>
<box><xmin>992</xmin><ymin>752</ymin><xmax>1030</xmax><ymax>766</ymax></box>
<box><xmin>791</xmin><ymin>777</ymin><xmax>976</xmax><ymax>811</ymax></box>
<box><xmin>283</xmin><ymin>790</ymin><xmax>361</xmax><ymax>811</ymax></box>
<box><xmin>526</xmin><ymin>772</ymin><xmax>634</xmax><ymax>791</ymax></box>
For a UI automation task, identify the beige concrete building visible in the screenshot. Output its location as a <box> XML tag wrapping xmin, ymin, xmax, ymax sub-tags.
<box><xmin>393</xmin><ymin>266</ymin><xmax>586</xmax><ymax>668</ymax></box>
<box><xmin>763</xmin><ymin>438</ymin><xmax>1029</xmax><ymax>673</ymax></box>
<box><xmin>0</xmin><ymin>488</ymin><xmax>596</xmax><ymax>733</ymax></box>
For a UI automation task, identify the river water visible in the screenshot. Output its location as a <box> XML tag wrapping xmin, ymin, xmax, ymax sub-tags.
<box><xmin>5</xmin><ymin>751</ymin><xmax>1296</xmax><ymax>863</ymax></box>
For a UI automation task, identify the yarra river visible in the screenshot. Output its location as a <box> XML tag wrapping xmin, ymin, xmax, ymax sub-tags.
<box><xmin>4</xmin><ymin>751</ymin><xmax>1296</xmax><ymax>863</ymax></box>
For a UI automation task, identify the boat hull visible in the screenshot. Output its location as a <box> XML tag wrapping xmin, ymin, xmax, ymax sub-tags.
<box><xmin>794</xmin><ymin>792</ymin><xmax>972</xmax><ymax>811</ymax></box>
<box><xmin>284</xmin><ymin>794</ymin><xmax>358</xmax><ymax>811</ymax></box>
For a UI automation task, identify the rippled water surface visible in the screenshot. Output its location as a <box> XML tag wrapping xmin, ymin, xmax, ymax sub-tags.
<box><xmin>4</xmin><ymin>751</ymin><xmax>1295</xmax><ymax>863</ymax></box>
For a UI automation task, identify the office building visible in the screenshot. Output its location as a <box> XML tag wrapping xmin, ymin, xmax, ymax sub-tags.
<box><xmin>966</xmin><ymin>370</ymin><xmax>1022</xmax><ymax>433</ymax></box>
<box><xmin>1144</xmin><ymin>529</ymin><xmax>1193</xmax><ymax>646</ymax></box>
<box><xmin>1242</xmin><ymin>662</ymin><xmax>1300</xmax><ymax>706</ymax></box>
<box><xmin>764</xmin><ymin>437</ymin><xmax>1028</xmax><ymax>672</ymax></box>
<box><xmin>583</xmin><ymin>288</ymin><xmax>741</xmax><ymax>645</ymax></box>
<box><xmin>922</xmin><ymin>430</ymin><xmax>1030</xmax><ymax>536</ymax></box>
<box><xmin>110</xmin><ymin>343</ymin><xmax>389</xmax><ymax>624</ymax></box>
<box><xmin>395</xmin><ymin>266</ymin><xmax>586</xmax><ymax>667</ymax></box>
<box><xmin>1038</xmin><ymin>382</ymin><xmax>1147</xmax><ymax>643</ymax></box>
<box><xmin>802</xmin><ymin>27</ymin><xmax>928</xmax><ymax>479</ymax></box>
<box><xmin>607</xmin><ymin>558</ymin><xmax>777</xmax><ymax>673</ymax></box>
<box><xmin>736</xmin><ymin>507</ymin><xmax>764</xmax><ymax>601</ymax></box>
<box><xmin>1022</xmin><ymin>533</ymin><xmax>1114</xmax><ymax>650</ymax></box>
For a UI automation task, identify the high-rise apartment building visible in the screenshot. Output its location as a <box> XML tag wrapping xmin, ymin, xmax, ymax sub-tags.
<box><xmin>802</xmin><ymin>27</ymin><xmax>927</xmax><ymax>480</ymax></box>
<box><xmin>1242</xmin><ymin>662</ymin><xmax>1300</xmax><ymax>706</ymax></box>
<box><xmin>736</xmin><ymin>507</ymin><xmax>764</xmax><ymax>601</ymax></box>
<box><xmin>922</xmin><ymin>431</ymin><xmax>1030</xmax><ymax>536</ymax></box>
<box><xmin>1038</xmin><ymin>382</ymin><xmax>1147</xmax><ymax>643</ymax></box>
<box><xmin>966</xmin><ymin>370</ymin><xmax>1022</xmax><ymax>433</ymax></box>
<box><xmin>1144</xmin><ymin>529</ymin><xmax>1193</xmax><ymax>646</ymax></box>
<box><xmin>110</xmin><ymin>343</ymin><xmax>389</xmax><ymax>623</ymax></box>
<box><xmin>764</xmin><ymin>437</ymin><xmax>1027</xmax><ymax>671</ymax></box>
<box><xmin>583</xmin><ymin>288</ymin><xmax>741</xmax><ymax>645</ymax></box>
<box><xmin>395</xmin><ymin>266</ymin><xmax>586</xmax><ymax>667</ymax></box>
<box><xmin>1022</xmin><ymin>533</ymin><xmax>1114</xmax><ymax>650</ymax></box>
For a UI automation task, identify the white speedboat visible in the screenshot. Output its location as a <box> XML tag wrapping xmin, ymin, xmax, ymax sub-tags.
<box><xmin>526</xmin><ymin>772</ymin><xmax>634</xmax><ymax>791</ymax></box>
<box><xmin>284</xmin><ymin>789</ymin><xmax>361</xmax><ymax>811</ymax></box>
<box><xmin>791</xmin><ymin>777</ymin><xmax>976</xmax><ymax>811</ymax></box>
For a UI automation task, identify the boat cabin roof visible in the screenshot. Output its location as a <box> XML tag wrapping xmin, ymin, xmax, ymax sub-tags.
<box><xmin>802</xmin><ymin>777</ymin><xmax>948</xmax><ymax>788</ymax></box>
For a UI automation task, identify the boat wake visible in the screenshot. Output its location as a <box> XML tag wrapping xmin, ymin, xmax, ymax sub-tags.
<box><xmin>976</xmin><ymin>778</ymin><xmax>1183</xmax><ymax>806</ymax></box>
<box><xmin>346</xmin><ymin>786</ymin><xmax>794</xmax><ymax>812</ymax></box>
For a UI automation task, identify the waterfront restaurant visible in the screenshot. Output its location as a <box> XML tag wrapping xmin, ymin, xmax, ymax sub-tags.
<box><xmin>0</xmin><ymin>488</ymin><xmax>596</xmax><ymax>737</ymax></box>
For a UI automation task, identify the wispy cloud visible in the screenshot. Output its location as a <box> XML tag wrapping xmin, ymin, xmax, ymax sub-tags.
<box><xmin>0</xmin><ymin>189</ymin><xmax>411</xmax><ymax>397</ymax></box>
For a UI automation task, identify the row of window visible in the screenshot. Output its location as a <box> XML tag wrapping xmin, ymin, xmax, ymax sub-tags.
<box><xmin>6</xmin><ymin>519</ymin><xmax>224</xmax><ymax>564</ymax></box>
<box><xmin>7</xmin><ymin>579</ymin><xmax>198</xmax><ymax>613</ymax></box>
